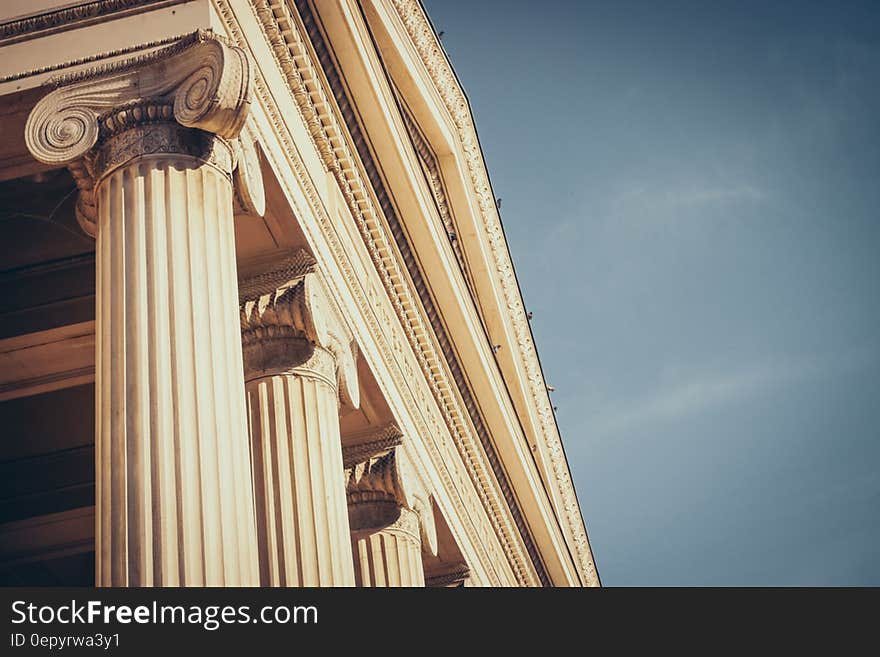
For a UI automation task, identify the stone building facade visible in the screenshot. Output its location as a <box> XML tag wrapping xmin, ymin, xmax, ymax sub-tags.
<box><xmin>0</xmin><ymin>0</ymin><xmax>598</xmax><ymax>587</ymax></box>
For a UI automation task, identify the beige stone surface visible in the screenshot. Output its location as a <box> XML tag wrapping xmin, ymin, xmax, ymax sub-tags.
<box><xmin>240</xmin><ymin>253</ymin><xmax>358</xmax><ymax>586</ymax></box>
<box><xmin>351</xmin><ymin>508</ymin><xmax>425</xmax><ymax>587</ymax></box>
<box><xmin>346</xmin><ymin>449</ymin><xmax>433</xmax><ymax>587</ymax></box>
<box><xmin>0</xmin><ymin>0</ymin><xmax>599</xmax><ymax>587</ymax></box>
<box><xmin>22</xmin><ymin>30</ymin><xmax>260</xmax><ymax>586</ymax></box>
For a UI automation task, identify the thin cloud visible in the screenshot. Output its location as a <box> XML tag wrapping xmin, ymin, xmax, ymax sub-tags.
<box><xmin>590</xmin><ymin>349</ymin><xmax>874</xmax><ymax>439</ymax></box>
<box><xmin>672</xmin><ymin>185</ymin><xmax>767</xmax><ymax>206</ymax></box>
<box><xmin>611</xmin><ymin>182</ymin><xmax>768</xmax><ymax>218</ymax></box>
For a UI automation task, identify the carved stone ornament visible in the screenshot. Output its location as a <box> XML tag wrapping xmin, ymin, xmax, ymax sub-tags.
<box><xmin>426</xmin><ymin>563</ymin><xmax>471</xmax><ymax>588</ymax></box>
<box><xmin>342</xmin><ymin>422</ymin><xmax>405</xmax><ymax>469</ymax></box>
<box><xmin>239</xmin><ymin>250</ymin><xmax>360</xmax><ymax>409</ymax></box>
<box><xmin>24</xmin><ymin>29</ymin><xmax>265</xmax><ymax>236</ymax></box>
<box><xmin>388</xmin><ymin>0</ymin><xmax>599</xmax><ymax>584</ymax></box>
<box><xmin>232</xmin><ymin>126</ymin><xmax>266</xmax><ymax>217</ymax></box>
<box><xmin>254</xmin><ymin>0</ymin><xmax>540</xmax><ymax>585</ymax></box>
<box><xmin>221</xmin><ymin>0</ymin><xmax>594</xmax><ymax>585</ymax></box>
<box><xmin>345</xmin><ymin>446</ymin><xmax>438</xmax><ymax>556</ymax></box>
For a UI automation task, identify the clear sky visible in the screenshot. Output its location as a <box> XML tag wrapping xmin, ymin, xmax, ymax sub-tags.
<box><xmin>421</xmin><ymin>0</ymin><xmax>880</xmax><ymax>585</ymax></box>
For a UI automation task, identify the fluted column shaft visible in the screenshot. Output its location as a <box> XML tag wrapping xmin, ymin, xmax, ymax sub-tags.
<box><xmin>240</xmin><ymin>256</ymin><xmax>360</xmax><ymax>587</ymax></box>
<box><xmin>93</xmin><ymin>124</ymin><xmax>258</xmax><ymax>586</ymax></box>
<box><xmin>245</xmin><ymin>344</ymin><xmax>355</xmax><ymax>586</ymax></box>
<box><xmin>350</xmin><ymin>507</ymin><xmax>425</xmax><ymax>587</ymax></box>
<box><xmin>24</xmin><ymin>32</ymin><xmax>263</xmax><ymax>587</ymax></box>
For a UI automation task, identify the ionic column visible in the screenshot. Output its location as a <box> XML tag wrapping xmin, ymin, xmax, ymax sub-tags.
<box><xmin>240</xmin><ymin>251</ymin><xmax>360</xmax><ymax>586</ymax></box>
<box><xmin>345</xmin><ymin>447</ymin><xmax>438</xmax><ymax>587</ymax></box>
<box><xmin>25</xmin><ymin>32</ymin><xmax>265</xmax><ymax>586</ymax></box>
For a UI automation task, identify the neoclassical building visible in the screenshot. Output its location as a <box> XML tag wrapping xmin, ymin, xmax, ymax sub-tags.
<box><xmin>0</xmin><ymin>0</ymin><xmax>598</xmax><ymax>587</ymax></box>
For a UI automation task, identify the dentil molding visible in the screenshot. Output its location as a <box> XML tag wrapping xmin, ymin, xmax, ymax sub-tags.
<box><xmin>387</xmin><ymin>0</ymin><xmax>599</xmax><ymax>585</ymax></box>
<box><xmin>236</xmin><ymin>0</ymin><xmax>528</xmax><ymax>585</ymax></box>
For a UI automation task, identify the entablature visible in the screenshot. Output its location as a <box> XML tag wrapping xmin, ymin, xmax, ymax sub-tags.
<box><xmin>0</xmin><ymin>0</ymin><xmax>598</xmax><ymax>586</ymax></box>
<box><xmin>354</xmin><ymin>0</ymin><xmax>599</xmax><ymax>585</ymax></box>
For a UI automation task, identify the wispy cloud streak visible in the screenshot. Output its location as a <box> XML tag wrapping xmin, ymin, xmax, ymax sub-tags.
<box><xmin>609</xmin><ymin>182</ymin><xmax>768</xmax><ymax>220</ymax></box>
<box><xmin>589</xmin><ymin>349</ymin><xmax>875</xmax><ymax>438</ymax></box>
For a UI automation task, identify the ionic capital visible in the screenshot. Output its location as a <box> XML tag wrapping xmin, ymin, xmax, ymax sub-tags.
<box><xmin>345</xmin><ymin>444</ymin><xmax>437</xmax><ymax>555</ymax></box>
<box><xmin>239</xmin><ymin>250</ymin><xmax>359</xmax><ymax>408</ymax></box>
<box><xmin>24</xmin><ymin>30</ymin><xmax>263</xmax><ymax>236</ymax></box>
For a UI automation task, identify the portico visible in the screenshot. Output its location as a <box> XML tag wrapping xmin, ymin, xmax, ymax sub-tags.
<box><xmin>0</xmin><ymin>0</ymin><xmax>598</xmax><ymax>588</ymax></box>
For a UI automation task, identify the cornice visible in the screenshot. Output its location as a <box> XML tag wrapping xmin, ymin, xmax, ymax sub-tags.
<box><xmin>387</xmin><ymin>0</ymin><xmax>599</xmax><ymax>586</ymax></box>
<box><xmin>42</xmin><ymin>30</ymin><xmax>228</xmax><ymax>88</ymax></box>
<box><xmin>0</xmin><ymin>0</ymin><xmax>186</xmax><ymax>47</ymax></box>
<box><xmin>397</xmin><ymin>101</ymin><xmax>477</xmax><ymax>297</ymax></box>
<box><xmin>218</xmin><ymin>0</ymin><xmax>508</xmax><ymax>584</ymax></box>
<box><xmin>0</xmin><ymin>32</ymin><xmax>194</xmax><ymax>85</ymax></box>
<box><xmin>289</xmin><ymin>0</ymin><xmax>543</xmax><ymax>585</ymax></box>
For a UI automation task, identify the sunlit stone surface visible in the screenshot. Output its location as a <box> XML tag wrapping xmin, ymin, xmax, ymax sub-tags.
<box><xmin>0</xmin><ymin>0</ymin><xmax>597</xmax><ymax>588</ymax></box>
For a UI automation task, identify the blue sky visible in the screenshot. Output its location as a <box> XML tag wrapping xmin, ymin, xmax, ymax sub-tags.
<box><xmin>421</xmin><ymin>0</ymin><xmax>880</xmax><ymax>585</ymax></box>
